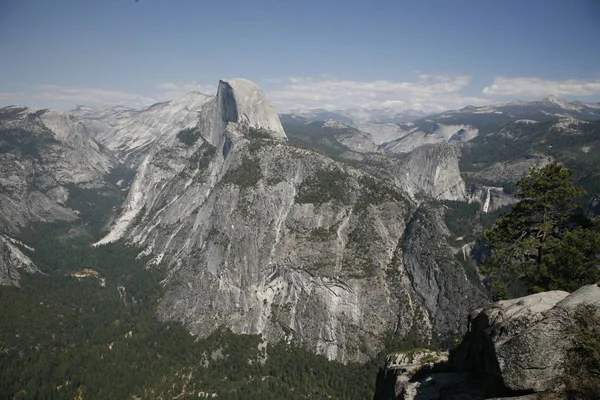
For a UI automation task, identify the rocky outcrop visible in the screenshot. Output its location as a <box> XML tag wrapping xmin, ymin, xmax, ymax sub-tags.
<box><xmin>375</xmin><ymin>284</ymin><xmax>600</xmax><ymax>399</ymax></box>
<box><xmin>0</xmin><ymin>106</ymin><xmax>115</xmax><ymax>233</ymax></box>
<box><xmin>218</xmin><ymin>79</ymin><xmax>286</xmax><ymax>140</ymax></box>
<box><xmin>0</xmin><ymin>235</ymin><xmax>39</xmax><ymax>286</ymax></box>
<box><xmin>96</xmin><ymin>79</ymin><xmax>487</xmax><ymax>362</ymax></box>
<box><xmin>453</xmin><ymin>283</ymin><xmax>600</xmax><ymax>394</ymax></box>
<box><xmin>382</xmin><ymin>350</ymin><xmax>453</xmax><ymax>400</ymax></box>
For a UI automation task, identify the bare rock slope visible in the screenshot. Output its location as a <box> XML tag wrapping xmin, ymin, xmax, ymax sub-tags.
<box><xmin>97</xmin><ymin>78</ymin><xmax>487</xmax><ymax>362</ymax></box>
<box><xmin>0</xmin><ymin>106</ymin><xmax>115</xmax><ymax>234</ymax></box>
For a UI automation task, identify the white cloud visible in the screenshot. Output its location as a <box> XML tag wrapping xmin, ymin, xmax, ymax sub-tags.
<box><xmin>483</xmin><ymin>76</ymin><xmax>600</xmax><ymax>97</ymax></box>
<box><xmin>0</xmin><ymin>92</ymin><xmax>24</xmax><ymax>101</ymax></box>
<box><xmin>6</xmin><ymin>74</ymin><xmax>598</xmax><ymax>113</ymax></box>
<box><xmin>0</xmin><ymin>82</ymin><xmax>220</xmax><ymax>109</ymax></box>
<box><xmin>266</xmin><ymin>74</ymin><xmax>489</xmax><ymax>112</ymax></box>
<box><xmin>155</xmin><ymin>82</ymin><xmax>217</xmax><ymax>101</ymax></box>
<box><xmin>30</xmin><ymin>84</ymin><xmax>156</xmax><ymax>107</ymax></box>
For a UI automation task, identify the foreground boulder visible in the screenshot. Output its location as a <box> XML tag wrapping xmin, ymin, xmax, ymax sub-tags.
<box><xmin>375</xmin><ymin>283</ymin><xmax>600</xmax><ymax>399</ymax></box>
<box><xmin>453</xmin><ymin>283</ymin><xmax>600</xmax><ymax>393</ymax></box>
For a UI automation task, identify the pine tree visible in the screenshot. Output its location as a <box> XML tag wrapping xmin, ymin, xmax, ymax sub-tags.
<box><xmin>483</xmin><ymin>162</ymin><xmax>599</xmax><ymax>298</ymax></box>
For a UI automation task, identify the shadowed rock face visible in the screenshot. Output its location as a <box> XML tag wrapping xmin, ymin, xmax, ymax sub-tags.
<box><xmin>96</xmin><ymin>78</ymin><xmax>487</xmax><ymax>363</ymax></box>
<box><xmin>403</xmin><ymin>206</ymin><xmax>487</xmax><ymax>338</ymax></box>
<box><xmin>218</xmin><ymin>79</ymin><xmax>286</xmax><ymax>140</ymax></box>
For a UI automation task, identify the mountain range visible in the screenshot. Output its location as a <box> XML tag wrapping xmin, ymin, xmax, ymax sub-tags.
<box><xmin>1</xmin><ymin>82</ymin><xmax>599</xmax><ymax>396</ymax></box>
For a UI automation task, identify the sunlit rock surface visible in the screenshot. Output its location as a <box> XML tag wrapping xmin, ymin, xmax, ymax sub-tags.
<box><xmin>97</xmin><ymin>79</ymin><xmax>487</xmax><ymax>362</ymax></box>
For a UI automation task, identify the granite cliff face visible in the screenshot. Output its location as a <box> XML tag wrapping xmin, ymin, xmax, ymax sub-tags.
<box><xmin>96</xmin><ymin>79</ymin><xmax>487</xmax><ymax>362</ymax></box>
<box><xmin>0</xmin><ymin>106</ymin><xmax>115</xmax><ymax>234</ymax></box>
<box><xmin>395</xmin><ymin>144</ymin><xmax>467</xmax><ymax>202</ymax></box>
<box><xmin>402</xmin><ymin>206</ymin><xmax>487</xmax><ymax>338</ymax></box>
<box><xmin>0</xmin><ymin>235</ymin><xmax>39</xmax><ymax>286</ymax></box>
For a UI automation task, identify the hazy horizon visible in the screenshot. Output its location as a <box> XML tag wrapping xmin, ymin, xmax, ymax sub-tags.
<box><xmin>2</xmin><ymin>0</ymin><xmax>600</xmax><ymax>112</ymax></box>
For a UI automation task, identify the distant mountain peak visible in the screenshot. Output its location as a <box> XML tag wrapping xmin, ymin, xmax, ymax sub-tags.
<box><xmin>169</xmin><ymin>90</ymin><xmax>213</xmax><ymax>109</ymax></box>
<box><xmin>541</xmin><ymin>94</ymin><xmax>567</xmax><ymax>105</ymax></box>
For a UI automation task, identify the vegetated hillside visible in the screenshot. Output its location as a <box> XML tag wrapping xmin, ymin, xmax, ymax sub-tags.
<box><xmin>282</xmin><ymin>119</ymin><xmax>379</xmax><ymax>160</ymax></box>
<box><xmin>375</xmin><ymin>95</ymin><xmax>600</xmax><ymax>155</ymax></box>
<box><xmin>460</xmin><ymin>119</ymin><xmax>600</xmax><ymax>205</ymax></box>
<box><xmin>0</xmin><ymin>221</ymin><xmax>389</xmax><ymax>400</ymax></box>
<box><xmin>4</xmin><ymin>85</ymin><xmax>600</xmax><ymax>399</ymax></box>
<box><xmin>0</xmin><ymin>175</ymin><xmax>398</xmax><ymax>399</ymax></box>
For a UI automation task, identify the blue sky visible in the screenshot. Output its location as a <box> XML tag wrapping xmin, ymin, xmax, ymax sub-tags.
<box><xmin>1</xmin><ymin>0</ymin><xmax>600</xmax><ymax>111</ymax></box>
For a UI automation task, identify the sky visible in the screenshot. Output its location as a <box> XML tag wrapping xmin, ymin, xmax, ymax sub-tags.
<box><xmin>1</xmin><ymin>0</ymin><xmax>600</xmax><ymax>112</ymax></box>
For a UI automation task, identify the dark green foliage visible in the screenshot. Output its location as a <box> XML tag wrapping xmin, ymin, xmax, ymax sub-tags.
<box><xmin>0</xmin><ymin>127</ymin><xmax>59</xmax><ymax>156</ymax></box>
<box><xmin>64</xmin><ymin>184</ymin><xmax>125</xmax><ymax>238</ymax></box>
<box><xmin>309</xmin><ymin>226</ymin><xmax>334</xmax><ymax>241</ymax></box>
<box><xmin>459</xmin><ymin>121</ymin><xmax>558</xmax><ymax>172</ymax></box>
<box><xmin>188</xmin><ymin>140</ymin><xmax>217</xmax><ymax>172</ymax></box>
<box><xmin>246</xmin><ymin>127</ymin><xmax>273</xmax><ymax>140</ymax></box>
<box><xmin>560</xmin><ymin>303</ymin><xmax>600</xmax><ymax>399</ymax></box>
<box><xmin>105</xmin><ymin>164</ymin><xmax>137</xmax><ymax>188</ymax></box>
<box><xmin>436</xmin><ymin>199</ymin><xmax>509</xmax><ymax>248</ymax></box>
<box><xmin>282</xmin><ymin>120</ymin><xmax>380</xmax><ymax>163</ymax></box>
<box><xmin>221</xmin><ymin>156</ymin><xmax>262</xmax><ymax>188</ymax></box>
<box><xmin>283</xmin><ymin>121</ymin><xmax>348</xmax><ymax>159</ymax></box>
<box><xmin>356</xmin><ymin>176</ymin><xmax>406</xmax><ymax>209</ymax></box>
<box><xmin>0</xmin><ymin>223</ymin><xmax>386</xmax><ymax>399</ymax></box>
<box><xmin>381</xmin><ymin>326</ymin><xmax>434</xmax><ymax>355</ymax></box>
<box><xmin>176</xmin><ymin>128</ymin><xmax>202</xmax><ymax>145</ymax></box>
<box><xmin>483</xmin><ymin>163</ymin><xmax>599</xmax><ymax>298</ymax></box>
<box><xmin>441</xmin><ymin>200</ymin><xmax>480</xmax><ymax>241</ymax></box>
<box><xmin>296</xmin><ymin>167</ymin><xmax>351</xmax><ymax>204</ymax></box>
<box><xmin>0</xmin><ymin>235</ymin><xmax>168</xmax><ymax>399</ymax></box>
<box><xmin>545</xmin><ymin>218</ymin><xmax>600</xmax><ymax>292</ymax></box>
<box><xmin>198</xmin><ymin>142</ymin><xmax>216</xmax><ymax>170</ymax></box>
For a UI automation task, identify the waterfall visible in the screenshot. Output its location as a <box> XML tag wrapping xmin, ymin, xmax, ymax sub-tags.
<box><xmin>483</xmin><ymin>188</ymin><xmax>491</xmax><ymax>213</ymax></box>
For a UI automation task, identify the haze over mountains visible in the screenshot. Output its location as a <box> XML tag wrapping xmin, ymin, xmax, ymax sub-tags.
<box><xmin>1</xmin><ymin>75</ymin><xmax>600</xmax><ymax>398</ymax></box>
<box><xmin>281</xmin><ymin>95</ymin><xmax>600</xmax><ymax>145</ymax></box>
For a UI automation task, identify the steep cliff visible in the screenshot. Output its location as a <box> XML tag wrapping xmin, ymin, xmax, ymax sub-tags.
<box><xmin>97</xmin><ymin>79</ymin><xmax>487</xmax><ymax>362</ymax></box>
<box><xmin>403</xmin><ymin>206</ymin><xmax>487</xmax><ymax>339</ymax></box>
<box><xmin>395</xmin><ymin>144</ymin><xmax>468</xmax><ymax>201</ymax></box>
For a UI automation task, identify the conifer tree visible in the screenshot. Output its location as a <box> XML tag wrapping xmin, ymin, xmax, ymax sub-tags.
<box><xmin>483</xmin><ymin>162</ymin><xmax>600</xmax><ymax>298</ymax></box>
